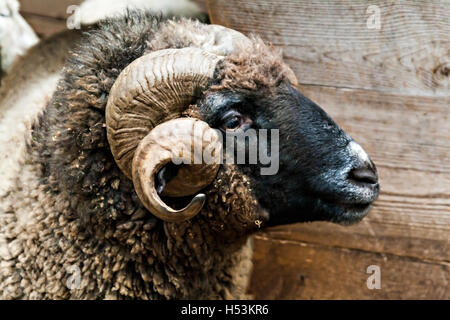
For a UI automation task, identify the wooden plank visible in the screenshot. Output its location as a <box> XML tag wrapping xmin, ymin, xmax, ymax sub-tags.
<box><xmin>20</xmin><ymin>0</ymin><xmax>82</xmax><ymax>19</ymax></box>
<box><xmin>20</xmin><ymin>13</ymin><xmax>67</xmax><ymax>38</ymax></box>
<box><xmin>249</xmin><ymin>236</ymin><xmax>449</xmax><ymax>299</ymax></box>
<box><xmin>207</xmin><ymin>0</ymin><xmax>450</xmax><ymax>96</ymax></box>
<box><xmin>257</xmin><ymin>84</ymin><xmax>450</xmax><ymax>262</ymax></box>
<box><xmin>191</xmin><ymin>0</ymin><xmax>207</xmax><ymax>13</ymax></box>
<box><xmin>19</xmin><ymin>0</ymin><xmax>82</xmax><ymax>38</ymax></box>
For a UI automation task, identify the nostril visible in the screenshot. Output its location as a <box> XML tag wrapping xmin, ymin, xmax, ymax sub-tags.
<box><xmin>348</xmin><ymin>166</ymin><xmax>378</xmax><ymax>185</ymax></box>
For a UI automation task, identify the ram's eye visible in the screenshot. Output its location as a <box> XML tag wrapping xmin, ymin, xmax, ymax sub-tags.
<box><xmin>223</xmin><ymin>116</ymin><xmax>241</xmax><ymax>130</ymax></box>
<box><xmin>220</xmin><ymin>112</ymin><xmax>252</xmax><ymax>132</ymax></box>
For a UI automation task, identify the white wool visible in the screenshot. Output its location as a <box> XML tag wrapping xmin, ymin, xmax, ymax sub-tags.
<box><xmin>0</xmin><ymin>0</ymin><xmax>38</xmax><ymax>72</ymax></box>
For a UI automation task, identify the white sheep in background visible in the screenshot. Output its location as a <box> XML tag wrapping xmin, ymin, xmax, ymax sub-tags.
<box><xmin>74</xmin><ymin>0</ymin><xmax>204</xmax><ymax>26</ymax></box>
<box><xmin>0</xmin><ymin>0</ymin><xmax>38</xmax><ymax>75</ymax></box>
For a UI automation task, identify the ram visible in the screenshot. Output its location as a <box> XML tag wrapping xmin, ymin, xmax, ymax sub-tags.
<box><xmin>0</xmin><ymin>12</ymin><xmax>379</xmax><ymax>299</ymax></box>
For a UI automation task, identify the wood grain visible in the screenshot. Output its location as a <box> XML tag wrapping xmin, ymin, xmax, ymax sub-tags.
<box><xmin>249</xmin><ymin>236</ymin><xmax>449</xmax><ymax>299</ymax></box>
<box><xmin>191</xmin><ymin>0</ymin><xmax>207</xmax><ymax>13</ymax></box>
<box><xmin>20</xmin><ymin>13</ymin><xmax>67</xmax><ymax>38</ymax></box>
<box><xmin>20</xmin><ymin>0</ymin><xmax>82</xmax><ymax>19</ymax></box>
<box><xmin>19</xmin><ymin>0</ymin><xmax>81</xmax><ymax>37</ymax></box>
<box><xmin>207</xmin><ymin>0</ymin><xmax>450</xmax><ymax>96</ymax></box>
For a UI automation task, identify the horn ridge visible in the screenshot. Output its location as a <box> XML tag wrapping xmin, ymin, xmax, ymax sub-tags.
<box><xmin>106</xmin><ymin>47</ymin><xmax>221</xmax><ymax>179</ymax></box>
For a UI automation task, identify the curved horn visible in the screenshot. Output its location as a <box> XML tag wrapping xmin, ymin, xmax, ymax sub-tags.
<box><xmin>106</xmin><ymin>48</ymin><xmax>221</xmax><ymax>178</ymax></box>
<box><xmin>132</xmin><ymin>118</ymin><xmax>222</xmax><ymax>222</ymax></box>
<box><xmin>106</xmin><ymin>48</ymin><xmax>222</xmax><ymax>221</ymax></box>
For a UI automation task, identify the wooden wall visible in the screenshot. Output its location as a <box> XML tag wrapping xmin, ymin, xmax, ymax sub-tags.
<box><xmin>19</xmin><ymin>0</ymin><xmax>449</xmax><ymax>299</ymax></box>
<box><xmin>19</xmin><ymin>0</ymin><xmax>80</xmax><ymax>37</ymax></box>
<box><xmin>207</xmin><ymin>0</ymin><xmax>449</xmax><ymax>299</ymax></box>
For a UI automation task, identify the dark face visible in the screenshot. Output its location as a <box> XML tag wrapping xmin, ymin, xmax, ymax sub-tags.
<box><xmin>199</xmin><ymin>83</ymin><xmax>379</xmax><ymax>226</ymax></box>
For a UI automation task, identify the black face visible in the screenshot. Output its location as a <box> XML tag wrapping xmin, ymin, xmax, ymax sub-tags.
<box><xmin>199</xmin><ymin>83</ymin><xmax>379</xmax><ymax>226</ymax></box>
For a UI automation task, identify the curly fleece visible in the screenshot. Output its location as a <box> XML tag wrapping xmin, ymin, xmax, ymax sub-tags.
<box><xmin>0</xmin><ymin>12</ymin><xmax>285</xmax><ymax>299</ymax></box>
